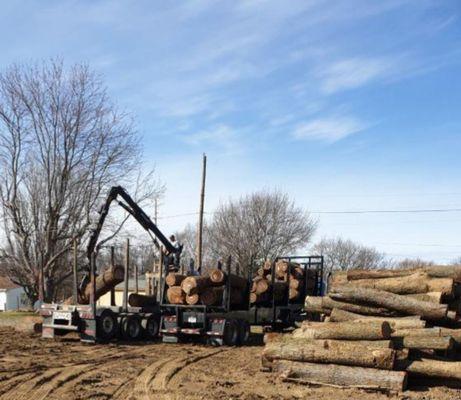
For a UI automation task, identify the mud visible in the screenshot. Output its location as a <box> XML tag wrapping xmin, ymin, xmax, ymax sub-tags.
<box><xmin>0</xmin><ymin>327</ymin><xmax>459</xmax><ymax>399</ymax></box>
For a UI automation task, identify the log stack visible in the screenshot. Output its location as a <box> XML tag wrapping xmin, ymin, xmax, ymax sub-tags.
<box><xmin>268</xmin><ymin>266</ymin><xmax>461</xmax><ymax>391</ymax></box>
<box><xmin>250</xmin><ymin>260</ymin><xmax>316</xmax><ymax>305</ymax></box>
<box><xmin>164</xmin><ymin>270</ymin><xmax>248</xmax><ymax>307</ymax></box>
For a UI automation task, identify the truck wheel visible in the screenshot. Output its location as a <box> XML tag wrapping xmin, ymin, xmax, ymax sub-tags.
<box><xmin>120</xmin><ymin>315</ymin><xmax>142</xmax><ymax>341</ymax></box>
<box><xmin>223</xmin><ymin>320</ymin><xmax>239</xmax><ymax>346</ymax></box>
<box><xmin>237</xmin><ymin>320</ymin><xmax>250</xmax><ymax>345</ymax></box>
<box><xmin>97</xmin><ymin>310</ymin><xmax>118</xmax><ymax>341</ymax></box>
<box><xmin>142</xmin><ymin>315</ymin><xmax>159</xmax><ymax>340</ymax></box>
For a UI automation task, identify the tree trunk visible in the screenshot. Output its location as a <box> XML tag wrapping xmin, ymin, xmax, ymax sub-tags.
<box><xmin>424</xmin><ymin>266</ymin><xmax>461</xmax><ymax>282</ymax></box>
<box><xmin>181</xmin><ymin>276</ymin><xmax>211</xmax><ymax>295</ymax></box>
<box><xmin>329</xmin><ymin>308</ymin><xmax>426</xmax><ymax>329</ymax></box>
<box><xmin>406</xmin><ymin>358</ymin><xmax>461</xmax><ymax>380</ymax></box>
<box><xmin>331</xmin><ymin>273</ymin><xmax>429</xmax><ymax>295</ymax></box>
<box><xmin>166</xmin><ymin>286</ymin><xmax>185</xmax><ymax>304</ymax></box>
<box><xmin>329</xmin><ymin>287</ymin><xmax>448</xmax><ymax>320</ymax></box>
<box><xmin>165</xmin><ymin>273</ymin><xmax>186</xmax><ymax>287</ymax></box>
<box><xmin>305</xmin><ymin>295</ymin><xmax>398</xmax><ymax>317</ymax></box>
<box><xmin>440</xmin><ymin>328</ymin><xmax>461</xmax><ymax>345</ymax></box>
<box><xmin>273</xmin><ymin>360</ymin><xmax>407</xmax><ymax>392</ymax></box>
<box><xmin>74</xmin><ymin>264</ymin><xmax>124</xmax><ymax>304</ymax></box>
<box><xmin>391</xmin><ymin>327</ymin><xmax>442</xmax><ymax>338</ymax></box>
<box><xmin>208</xmin><ymin>269</ymin><xmax>247</xmax><ymax>289</ymax></box>
<box><xmin>426</xmin><ymin>278</ymin><xmax>454</xmax><ymax>296</ymax></box>
<box><xmin>296</xmin><ymin>320</ymin><xmax>392</xmax><ymax>340</ymax></box>
<box><xmin>263</xmin><ymin>340</ymin><xmax>395</xmax><ymax>369</ymax></box>
<box><xmin>393</xmin><ymin>336</ymin><xmax>454</xmax><ymax>351</ymax></box>
<box><xmin>405</xmin><ymin>292</ymin><xmax>442</xmax><ymax>303</ymax></box>
<box><xmin>263</xmin><ymin>333</ymin><xmax>393</xmax><ymax>349</ymax></box>
<box><xmin>347</xmin><ymin>269</ymin><xmax>417</xmax><ymax>281</ymax></box>
<box><xmin>128</xmin><ymin>293</ymin><xmax>157</xmax><ymax>307</ymax></box>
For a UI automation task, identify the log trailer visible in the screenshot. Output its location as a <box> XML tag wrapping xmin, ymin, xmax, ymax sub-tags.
<box><xmin>40</xmin><ymin>185</ymin><xmax>324</xmax><ymax>345</ymax></box>
<box><xmin>159</xmin><ymin>255</ymin><xmax>324</xmax><ymax>346</ymax></box>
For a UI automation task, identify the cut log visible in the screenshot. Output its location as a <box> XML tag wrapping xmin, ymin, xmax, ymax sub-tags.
<box><xmin>273</xmin><ymin>360</ymin><xmax>407</xmax><ymax>392</ymax></box>
<box><xmin>275</xmin><ymin>260</ymin><xmax>300</xmax><ymax>277</ymax></box>
<box><xmin>329</xmin><ymin>308</ymin><xmax>425</xmax><ymax>329</ymax></box>
<box><xmin>289</xmin><ymin>288</ymin><xmax>300</xmax><ymax>301</ymax></box>
<box><xmin>166</xmin><ymin>286</ymin><xmax>185</xmax><ymax>304</ymax></box>
<box><xmin>424</xmin><ymin>265</ymin><xmax>461</xmax><ymax>282</ymax></box>
<box><xmin>263</xmin><ymin>340</ymin><xmax>395</xmax><ymax>369</ymax></box>
<box><xmin>296</xmin><ymin>320</ymin><xmax>391</xmax><ymax>340</ymax></box>
<box><xmin>263</xmin><ymin>333</ymin><xmax>393</xmax><ymax>348</ymax></box>
<box><xmin>329</xmin><ymin>287</ymin><xmax>448</xmax><ymax>320</ymax></box>
<box><xmin>209</xmin><ymin>269</ymin><xmax>247</xmax><ymax>289</ymax></box>
<box><xmin>393</xmin><ymin>336</ymin><xmax>454</xmax><ymax>351</ymax></box>
<box><xmin>332</xmin><ymin>273</ymin><xmax>429</xmax><ymax>295</ymax></box>
<box><xmin>185</xmin><ymin>293</ymin><xmax>199</xmax><ymax>305</ymax></box>
<box><xmin>305</xmin><ymin>296</ymin><xmax>398</xmax><ymax>317</ymax></box>
<box><xmin>263</xmin><ymin>260</ymin><xmax>272</xmax><ymax>271</ymax></box>
<box><xmin>128</xmin><ymin>293</ymin><xmax>157</xmax><ymax>307</ymax></box>
<box><xmin>165</xmin><ymin>273</ymin><xmax>186</xmax><ymax>287</ymax></box>
<box><xmin>440</xmin><ymin>328</ymin><xmax>461</xmax><ymax>345</ymax></box>
<box><xmin>405</xmin><ymin>292</ymin><xmax>442</xmax><ymax>304</ymax></box>
<box><xmin>391</xmin><ymin>327</ymin><xmax>442</xmax><ymax>338</ymax></box>
<box><xmin>201</xmin><ymin>286</ymin><xmax>244</xmax><ymax>306</ymax></box>
<box><xmin>347</xmin><ymin>269</ymin><xmax>417</xmax><ymax>281</ymax></box>
<box><xmin>181</xmin><ymin>276</ymin><xmax>211</xmax><ymax>295</ymax></box>
<box><xmin>426</xmin><ymin>278</ymin><xmax>454</xmax><ymax>296</ymax></box>
<box><xmin>406</xmin><ymin>358</ymin><xmax>461</xmax><ymax>380</ymax></box>
<box><xmin>329</xmin><ymin>271</ymin><xmax>348</xmax><ymax>286</ymax></box>
<box><xmin>76</xmin><ymin>264</ymin><xmax>125</xmax><ymax>304</ymax></box>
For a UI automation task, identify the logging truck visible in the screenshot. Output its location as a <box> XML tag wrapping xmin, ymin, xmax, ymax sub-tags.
<box><xmin>40</xmin><ymin>186</ymin><xmax>324</xmax><ymax>344</ymax></box>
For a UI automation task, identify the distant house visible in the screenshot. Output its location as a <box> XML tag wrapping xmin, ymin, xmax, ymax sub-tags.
<box><xmin>0</xmin><ymin>277</ymin><xmax>27</xmax><ymax>311</ymax></box>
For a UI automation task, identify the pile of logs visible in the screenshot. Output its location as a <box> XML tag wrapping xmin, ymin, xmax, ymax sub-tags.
<box><xmin>264</xmin><ymin>266</ymin><xmax>461</xmax><ymax>392</ymax></box>
<box><xmin>165</xmin><ymin>269</ymin><xmax>248</xmax><ymax>307</ymax></box>
<box><xmin>250</xmin><ymin>260</ymin><xmax>315</xmax><ymax>305</ymax></box>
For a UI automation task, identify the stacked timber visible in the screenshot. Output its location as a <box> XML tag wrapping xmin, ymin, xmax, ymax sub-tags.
<box><xmin>262</xmin><ymin>321</ymin><xmax>407</xmax><ymax>392</ymax></box>
<box><xmin>250</xmin><ymin>260</ymin><xmax>315</xmax><ymax>305</ymax></box>
<box><xmin>164</xmin><ymin>270</ymin><xmax>248</xmax><ymax>307</ymax></box>
<box><xmin>278</xmin><ymin>266</ymin><xmax>461</xmax><ymax>390</ymax></box>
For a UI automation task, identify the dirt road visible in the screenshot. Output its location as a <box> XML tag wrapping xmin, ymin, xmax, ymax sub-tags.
<box><xmin>0</xmin><ymin>327</ymin><xmax>460</xmax><ymax>399</ymax></box>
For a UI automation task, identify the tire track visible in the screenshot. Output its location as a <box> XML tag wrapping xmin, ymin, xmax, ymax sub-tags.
<box><xmin>119</xmin><ymin>348</ymin><xmax>227</xmax><ymax>400</ymax></box>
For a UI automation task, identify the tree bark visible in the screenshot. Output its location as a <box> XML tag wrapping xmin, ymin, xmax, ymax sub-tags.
<box><xmin>296</xmin><ymin>321</ymin><xmax>392</xmax><ymax>340</ymax></box>
<box><xmin>426</xmin><ymin>278</ymin><xmax>454</xmax><ymax>296</ymax></box>
<box><xmin>273</xmin><ymin>360</ymin><xmax>407</xmax><ymax>392</ymax></box>
<box><xmin>165</xmin><ymin>273</ymin><xmax>186</xmax><ymax>287</ymax></box>
<box><xmin>347</xmin><ymin>269</ymin><xmax>417</xmax><ymax>281</ymax></box>
<box><xmin>393</xmin><ymin>336</ymin><xmax>454</xmax><ymax>351</ymax></box>
<box><xmin>424</xmin><ymin>266</ymin><xmax>461</xmax><ymax>282</ymax></box>
<box><xmin>406</xmin><ymin>358</ymin><xmax>461</xmax><ymax>380</ymax></box>
<box><xmin>391</xmin><ymin>327</ymin><xmax>442</xmax><ymax>338</ymax></box>
<box><xmin>305</xmin><ymin>295</ymin><xmax>398</xmax><ymax>317</ymax></box>
<box><xmin>329</xmin><ymin>287</ymin><xmax>448</xmax><ymax>320</ymax></box>
<box><xmin>331</xmin><ymin>273</ymin><xmax>429</xmax><ymax>295</ymax></box>
<box><xmin>329</xmin><ymin>308</ymin><xmax>425</xmax><ymax>329</ymax></box>
<box><xmin>75</xmin><ymin>264</ymin><xmax>124</xmax><ymax>304</ymax></box>
<box><xmin>440</xmin><ymin>328</ymin><xmax>461</xmax><ymax>345</ymax></box>
<box><xmin>405</xmin><ymin>292</ymin><xmax>442</xmax><ymax>303</ymax></box>
<box><xmin>128</xmin><ymin>293</ymin><xmax>157</xmax><ymax>307</ymax></box>
<box><xmin>166</xmin><ymin>286</ymin><xmax>185</xmax><ymax>304</ymax></box>
<box><xmin>263</xmin><ymin>340</ymin><xmax>395</xmax><ymax>369</ymax></box>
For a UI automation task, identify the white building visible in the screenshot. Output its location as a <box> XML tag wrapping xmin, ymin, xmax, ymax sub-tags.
<box><xmin>0</xmin><ymin>277</ymin><xmax>27</xmax><ymax>311</ymax></box>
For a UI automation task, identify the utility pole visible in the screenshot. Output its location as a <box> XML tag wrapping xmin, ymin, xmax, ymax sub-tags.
<box><xmin>196</xmin><ymin>153</ymin><xmax>207</xmax><ymax>273</ymax></box>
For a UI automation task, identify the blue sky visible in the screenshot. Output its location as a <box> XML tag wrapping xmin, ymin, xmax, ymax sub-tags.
<box><xmin>1</xmin><ymin>0</ymin><xmax>460</xmax><ymax>262</ymax></box>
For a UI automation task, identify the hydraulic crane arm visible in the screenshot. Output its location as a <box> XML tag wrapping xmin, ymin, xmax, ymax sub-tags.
<box><xmin>87</xmin><ymin>186</ymin><xmax>178</xmax><ymax>261</ymax></box>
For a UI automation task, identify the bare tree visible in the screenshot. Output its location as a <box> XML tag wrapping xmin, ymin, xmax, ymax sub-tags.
<box><xmin>313</xmin><ymin>237</ymin><xmax>386</xmax><ymax>275</ymax></box>
<box><xmin>175</xmin><ymin>223</ymin><xmax>212</xmax><ymax>271</ymax></box>
<box><xmin>0</xmin><ymin>60</ymin><xmax>161</xmax><ymax>305</ymax></box>
<box><xmin>396</xmin><ymin>258</ymin><xmax>435</xmax><ymax>270</ymax></box>
<box><xmin>208</xmin><ymin>190</ymin><xmax>317</xmax><ymax>275</ymax></box>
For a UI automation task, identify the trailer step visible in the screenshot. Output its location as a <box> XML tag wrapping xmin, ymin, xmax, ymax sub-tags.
<box><xmin>42</xmin><ymin>323</ymin><xmax>79</xmax><ymax>331</ymax></box>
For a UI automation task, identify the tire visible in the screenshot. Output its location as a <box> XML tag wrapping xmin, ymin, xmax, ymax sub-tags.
<box><xmin>120</xmin><ymin>315</ymin><xmax>143</xmax><ymax>341</ymax></box>
<box><xmin>142</xmin><ymin>315</ymin><xmax>160</xmax><ymax>340</ymax></box>
<box><xmin>97</xmin><ymin>309</ymin><xmax>118</xmax><ymax>341</ymax></box>
<box><xmin>237</xmin><ymin>320</ymin><xmax>250</xmax><ymax>345</ymax></box>
<box><xmin>223</xmin><ymin>319</ymin><xmax>239</xmax><ymax>346</ymax></box>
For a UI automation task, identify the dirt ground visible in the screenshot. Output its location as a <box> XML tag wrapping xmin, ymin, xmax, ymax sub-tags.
<box><xmin>0</xmin><ymin>327</ymin><xmax>460</xmax><ymax>400</ymax></box>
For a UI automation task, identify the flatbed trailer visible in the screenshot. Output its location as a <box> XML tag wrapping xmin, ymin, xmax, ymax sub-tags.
<box><xmin>160</xmin><ymin>255</ymin><xmax>324</xmax><ymax>346</ymax></box>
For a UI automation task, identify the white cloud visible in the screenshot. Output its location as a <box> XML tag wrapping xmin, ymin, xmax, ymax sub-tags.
<box><xmin>318</xmin><ymin>57</ymin><xmax>395</xmax><ymax>94</ymax></box>
<box><xmin>292</xmin><ymin>116</ymin><xmax>368</xmax><ymax>142</ymax></box>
